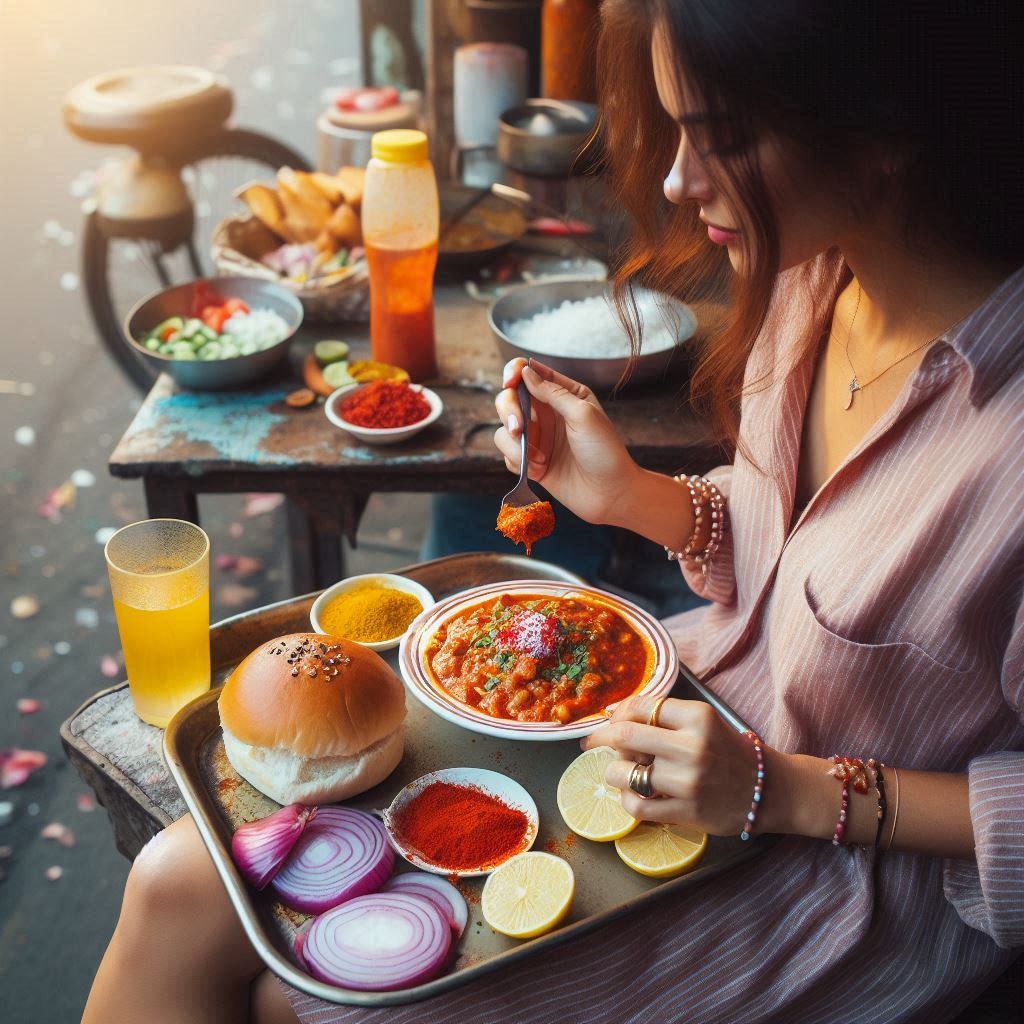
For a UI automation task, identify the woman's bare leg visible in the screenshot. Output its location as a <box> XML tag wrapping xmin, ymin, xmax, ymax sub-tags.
<box><xmin>83</xmin><ymin>814</ymin><xmax>298</xmax><ymax>1024</ymax></box>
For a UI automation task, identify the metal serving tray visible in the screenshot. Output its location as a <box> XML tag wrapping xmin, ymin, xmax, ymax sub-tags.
<box><xmin>164</xmin><ymin>552</ymin><xmax>772</xmax><ymax>1007</ymax></box>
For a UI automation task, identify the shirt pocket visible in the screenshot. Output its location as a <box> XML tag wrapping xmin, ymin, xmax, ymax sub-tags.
<box><xmin>801</xmin><ymin>575</ymin><xmax>971</xmax><ymax>677</ymax></box>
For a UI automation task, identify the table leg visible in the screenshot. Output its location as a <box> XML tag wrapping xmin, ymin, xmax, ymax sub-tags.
<box><xmin>287</xmin><ymin>498</ymin><xmax>346</xmax><ymax>594</ymax></box>
<box><xmin>143</xmin><ymin>477</ymin><xmax>199</xmax><ymax>524</ymax></box>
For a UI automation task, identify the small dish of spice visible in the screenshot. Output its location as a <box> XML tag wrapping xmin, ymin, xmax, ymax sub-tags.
<box><xmin>310</xmin><ymin>572</ymin><xmax>434</xmax><ymax>652</ymax></box>
<box><xmin>382</xmin><ymin>767</ymin><xmax>539</xmax><ymax>877</ymax></box>
<box><xmin>324</xmin><ymin>380</ymin><xmax>443</xmax><ymax>446</ymax></box>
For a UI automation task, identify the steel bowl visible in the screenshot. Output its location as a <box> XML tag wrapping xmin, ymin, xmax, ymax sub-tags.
<box><xmin>123</xmin><ymin>277</ymin><xmax>303</xmax><ymax>391</ymax></box>
<box><xmin>497</xmin><ymin>99</ymin><xmax>597</xmax><ymax>177</ymax></box>
<box><xmin>488</xmin><ymin>279</ymin><xmax>697</xmax><ymax>393</ymax></box>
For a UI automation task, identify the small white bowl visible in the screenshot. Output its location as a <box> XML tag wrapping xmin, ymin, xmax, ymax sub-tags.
<box><xmin>310</xmin><ymin>572</ymin><xmax>435</xmax><ymax>652</ymax></box>
<box><xmin>324</xmin><ymin>382</ymin><xmax>443</xmax><ymax>445</ymax></box>
<box><xmin>382</xmin><ymin>767</ymin><xmax>539</xmax><ymax>877</ymax></box>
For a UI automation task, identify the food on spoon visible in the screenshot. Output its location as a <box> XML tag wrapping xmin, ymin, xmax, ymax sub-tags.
<box><xmin>318</xmin><ymin>581</ymin><xmax>423</xmax><ymax>644</ymax></box>
<box><xmin>614</xmin><ymin>821</ymin><xmax>708</xmax><ymax>878</ymax></box>
<box><xmin>496</xmin><ymin>499</ymin><xmax>555</xmax><ymax>555</ymax></box>
<box><xmin>337</xmin><ymin>380</ymin><xmax>432</xmax><ymax>429</ymax></box>
<box><xmin>425</xmin><ymin>593</ymin><xmax>652</xmax><ymax>724</ymax></box>
<box><xmin>556</xmin><ymin>746</ymin><xmax>639</xmax><ymax>842</ymax></box>
<box><xmin>481</xmin><ymin>851</ymin><xmax>574</xmax><ymax>939</ymax></box>
<box><xmin>271</xmin><ymin>806</ymin><xmax>394</xmax><ymax>913</ymax></box>
<box><xmin>218</xmin><ymin>633</ymin><xmax>406</xmax><ymax>804</ymax></box>
<box><xmin>231</xmin><ymin>803</ymin><xmax>318</xmax><ymax>889</ymax></box>
<box><xmin>382</xmin><ymin>872</ymin><xmax>469</xmax><ymax>937</ymax></box>
<box><xmin>302</xmin><ymin>891</ymin><xmax>451</xmax><ymax>990</ymax></box>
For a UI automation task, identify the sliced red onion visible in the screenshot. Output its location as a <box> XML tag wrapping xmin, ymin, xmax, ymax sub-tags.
<box><xmin>271</xmin><ymin>806</ymin><xmax>394</xmax><ymax>914</ymax></box>
<box><xmin>303</xmin><ymin>892</ymin><xmax>452</xmax><ymax>991</ymax></box>
<box><xmin>232</xmin><ymin>804</ymin><xmax>317</xmax><ymax>890</ymax></box>
<box><xmin>293</xmin><ymin>919</ymin><xmax>313</xmax><ymax>971</ymax></box>
<box><xmin>383</xmin><ymin>872</ymin><xmax>468</xmax><ymax>937</ymax></box>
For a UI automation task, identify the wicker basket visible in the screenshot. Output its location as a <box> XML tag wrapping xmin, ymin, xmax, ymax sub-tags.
<box><xmin>211</xmin><ymin>215</ymin><xmax>370</xmax><ymax>323</ymax></box>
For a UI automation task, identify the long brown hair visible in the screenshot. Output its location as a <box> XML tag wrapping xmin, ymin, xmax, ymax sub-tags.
<box><xmin>597</xmin><ymin>0</ymin><xmax>1024</xmax><ymax>453</ymax></box>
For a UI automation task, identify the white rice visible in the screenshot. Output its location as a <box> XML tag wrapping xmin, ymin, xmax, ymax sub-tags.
<box><xmin>223</xmin><ymin>308</ymin><xmax>290</xmax><ymax>351</ymax></box>
<box><xmin>504</xmin><ymin>290</ymin><xmax>685</xmax><ymax>358</ymax></box>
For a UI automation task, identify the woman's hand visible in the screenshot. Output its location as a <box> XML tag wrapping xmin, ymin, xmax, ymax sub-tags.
<box><xmin>582</xmin><ymin>694</ymin><xmax>763</xmax><ymax>836</ymax></box>
<box><xmin>494</xmin><ymin>358</ymin><xmax>642</xmax><ymax>526</ymax></box>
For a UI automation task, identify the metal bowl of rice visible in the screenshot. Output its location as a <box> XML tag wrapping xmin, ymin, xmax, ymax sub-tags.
<box><xmin>488</xmin><ymin>279</ymin><xmax>697</xmax><ymax>393</ymax></box>
<box><xmin>124</xmin><ymin>276</ymin><xmax>303</xmax><ymax>391</ymax></box>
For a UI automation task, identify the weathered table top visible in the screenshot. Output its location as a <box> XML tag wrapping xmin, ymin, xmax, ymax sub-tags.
<box><xmin>59</xmin><ymin>552</ymin><xmax>588</xmax><ymax>860</ymax></box>
<box><xmin>109</xmin><ymin>284</ymin><xmax>722</xmax><ymax>489</ymax></box>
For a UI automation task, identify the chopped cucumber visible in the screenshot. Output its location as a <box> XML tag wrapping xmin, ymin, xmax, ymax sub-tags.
<box><xmin>172</xmin><ymin>348</ymin><xmax>197</xmax><ymax>361</ymax></box>
<box><xmin>144</xmin><ymin>338</ymin><xmax>161</xmax><ymax>351</ymax></box>
<box><xmin>315</xmin><ymin>340</ymin><xmax>350</xmax><ymax>364</ymax></box>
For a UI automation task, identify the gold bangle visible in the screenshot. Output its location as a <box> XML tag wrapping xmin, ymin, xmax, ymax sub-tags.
<box><xmin>883</xmin><ymin>766</ymin><xmax>900</xmax><ymax>851</ymax></box>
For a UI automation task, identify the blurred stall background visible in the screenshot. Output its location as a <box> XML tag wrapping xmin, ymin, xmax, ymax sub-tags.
<box><xmin>0</xmin><ymin>2</ymin><xmax>435</xmax><ymax>1019</ymax></box>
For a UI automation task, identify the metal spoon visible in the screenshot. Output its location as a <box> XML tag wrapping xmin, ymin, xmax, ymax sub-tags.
<box><xmin>500</xmin><ymin>376</ymin><xmax>542</xmax><ymax>509</ymax></box>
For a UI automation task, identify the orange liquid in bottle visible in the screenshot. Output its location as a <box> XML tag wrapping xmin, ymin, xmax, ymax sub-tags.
<box><xmin>366</xmin><ymin>241</ymin><xmax>439</xmax><ymax>381</ymax></box>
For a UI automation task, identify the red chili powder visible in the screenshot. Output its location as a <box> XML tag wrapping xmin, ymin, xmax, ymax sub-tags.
<box><xmin>392</xmin><ymin>781</ymin><xmax>530</xmax><ymax>870</ymax></box>
<box><xmin>338</xmin><ymin>379</ymin><xmax>431</xmax><ymax>429</ymax></box>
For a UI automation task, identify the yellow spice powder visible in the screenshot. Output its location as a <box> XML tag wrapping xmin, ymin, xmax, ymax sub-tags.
<box><xmin>320</xmin><ymin>583</ymin><xmax>422</xmax><ymax>643</ymax></box>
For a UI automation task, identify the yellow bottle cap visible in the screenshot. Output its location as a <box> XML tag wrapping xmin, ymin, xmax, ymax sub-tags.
<box><xmin>371</xmin><ymin>128</ymin><xmax>429</xmax><ymax>164</ymax></box>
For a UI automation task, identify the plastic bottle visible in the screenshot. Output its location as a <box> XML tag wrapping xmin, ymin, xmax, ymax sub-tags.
<box><xmin>361</xmin><ymin>129</ymin><xmax>439</xmax><ymax>381</ymax></box>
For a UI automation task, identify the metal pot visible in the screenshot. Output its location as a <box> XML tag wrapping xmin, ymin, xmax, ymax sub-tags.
<box><xmin>497</xmin><ymin>99</ymin><xmax>597</xmax><ymax>178</ymax></box>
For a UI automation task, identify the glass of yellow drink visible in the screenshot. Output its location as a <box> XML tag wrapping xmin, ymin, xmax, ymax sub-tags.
<box><xmin>104</xmin><ymin>519</ymin><xmax>211</xmax><ymax>728</ymax></box>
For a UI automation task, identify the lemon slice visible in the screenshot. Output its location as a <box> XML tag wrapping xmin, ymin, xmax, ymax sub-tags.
<box><xmin>557</xmin><ymin>746</ymin><xmax>640</xmax><ymax>842</ymax></box>
<box><xmin>481</xmin><ymin>852</ymin><xmax>575</xmax><ymax>939</ymax></box>
<box><xmin>614</xmin><ymin>822</ymin><xmax>708</xmax><ymax>878</ymax></box>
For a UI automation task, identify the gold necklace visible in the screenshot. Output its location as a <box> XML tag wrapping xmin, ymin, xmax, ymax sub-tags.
<box><xmin>835</xmin><ymin>284</ymin><xmax>936</xmax><ymax>411</ymax></box>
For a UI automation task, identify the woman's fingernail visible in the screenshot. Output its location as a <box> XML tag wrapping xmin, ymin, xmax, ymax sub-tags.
<box><xmin>508</xmin><ymin>413</ymin><xmax>519</xmax><ymax>434</ymax></box>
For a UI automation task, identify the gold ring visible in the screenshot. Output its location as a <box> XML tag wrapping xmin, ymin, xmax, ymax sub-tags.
<box><xmin>648</xmin><ymin>696</ymin><xmax>668</xmax><ymax>728</ymax></box>
<box><xmin>627</xmin><ymin>760</ymin><xmax>656</xmax><ymax>799</ymax></box>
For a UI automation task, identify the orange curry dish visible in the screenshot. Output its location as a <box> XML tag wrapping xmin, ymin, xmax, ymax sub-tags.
<box><xmin>425</xmin><ymin>594</ymin><xmax>651</xmax><ymax>724</ymax></box>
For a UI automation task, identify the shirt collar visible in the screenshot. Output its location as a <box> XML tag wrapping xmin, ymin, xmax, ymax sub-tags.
<box><xmin>934</xmin><ymin>263</ymin><xmax>1024</xmax><ymax>407</ymax></box>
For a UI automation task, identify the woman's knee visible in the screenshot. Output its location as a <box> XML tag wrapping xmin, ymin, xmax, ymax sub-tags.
<box><xmin>127</xmin><ymin>815</ymin><xmax>222</xmax><ymax>920</ymax></box>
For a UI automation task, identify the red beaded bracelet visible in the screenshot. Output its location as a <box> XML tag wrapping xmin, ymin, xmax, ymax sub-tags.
<box><xmin>827</xmin><ymin>756</ymin><xmax>885</xmax><ymax>847</ymax></box>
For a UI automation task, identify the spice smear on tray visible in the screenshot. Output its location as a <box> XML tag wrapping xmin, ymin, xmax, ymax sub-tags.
<box><xmin>318</xmin><ymin>583</ymin><xmax>422</xmax><ymax>643</ymax></box>
<box><xmin>390</xmin><ymin>781</ymin><xmax>531</xmax><ymax>871</ymax></box>
<box><xmin>496</xmin><ymin>499</ymin><xmax>555</xmax><ymax>555</ymax></box>
<box><xmin>338</xmin><ymin>379</ymin><xmax>431</xmax><ymax>429</ymax></box>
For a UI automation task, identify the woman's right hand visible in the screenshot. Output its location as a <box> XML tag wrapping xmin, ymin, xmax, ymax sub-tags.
<box><xmin>494</xmin><ymin>358</ymin><xmax>641</xmax><ymax>526</ymax></box>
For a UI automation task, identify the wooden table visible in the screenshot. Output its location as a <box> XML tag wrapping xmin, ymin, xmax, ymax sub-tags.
<box><xmin>59</xmin><ymin>552</ymin><xmax>587</xmax><ymax>860</ymax></box>
<box><xmin>109</xmin><ymin>284</ymin><xmax>721</xmax><ymax>592</ymax></box>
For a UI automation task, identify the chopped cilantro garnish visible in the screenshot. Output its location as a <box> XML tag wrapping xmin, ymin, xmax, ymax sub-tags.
<box><xmin>485</xmin><ymin>676</ymin><xmax>501</xmax><ymax>691</ymax></box>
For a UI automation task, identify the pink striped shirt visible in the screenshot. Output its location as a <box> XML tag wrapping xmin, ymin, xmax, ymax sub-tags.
<box><xmin>284</xmin><ymin>254</ymin><xmax>1024</xmax><ymax>1023</ymax></box>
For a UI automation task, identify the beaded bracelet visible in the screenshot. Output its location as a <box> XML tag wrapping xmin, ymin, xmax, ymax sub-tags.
<box><xmin>827</xmin><ymin>756</ymin><xmax>887</xmax><ymax>847</ymax></box>
<box><xmin>740</xmin><ymin>730</ymin><xmax>765</xmax><ymax>841</ymax></box>
<box><xmin>665</xmin><ymin>474</ymin><xmax>727</xmax><ymax>578</ymax></box>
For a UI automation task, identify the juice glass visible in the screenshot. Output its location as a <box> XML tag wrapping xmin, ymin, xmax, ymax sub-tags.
<box><xmin>104</xmin><ymin>519</ymin><xmax>211</xmax><ymax>728</ymax></box>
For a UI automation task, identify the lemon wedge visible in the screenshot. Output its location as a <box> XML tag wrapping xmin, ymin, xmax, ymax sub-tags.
<box><xmin>614</xmin><ymin>821</ymin><xmax>708</xmax><ymax>878</ymax></box>
<box><xmin>481</xmin><ymin>852</ymin><xmax>575</xmax><ymax>939</ymax></box>
<box><xmin>557</xmin><ymin>746</ymin><xmax>640</xmax><ymax>842</ymax></box>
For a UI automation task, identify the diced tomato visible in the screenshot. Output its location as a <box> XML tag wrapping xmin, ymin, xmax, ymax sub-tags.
<box><xmin>159</xmin><ymin>324</ymin><xmax>178</xmax><ymax>341</ymax></box>
<box><xmin>190</xmin><ymin>281</ymin><xmax>218</xmax><ymax>318</ymax></box>
<box><xmin>223</xmin><ymin>297</ymin><xmax>249</xmax><ymax>317</ymax></box>
<box><xmin>201</xmin><ymin>305</ymin><xmax>231</xmax><ymax>333</ymax></box>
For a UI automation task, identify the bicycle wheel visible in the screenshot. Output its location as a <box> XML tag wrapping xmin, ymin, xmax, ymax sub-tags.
<box><xmin>83</xmin><ymin>128</ymin><xmax>311</xmax><ymax>390</ymax></box>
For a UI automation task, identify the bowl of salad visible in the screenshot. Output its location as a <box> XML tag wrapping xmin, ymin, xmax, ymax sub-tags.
<box><xmin>124</xmin><ymin>277</ymin><xmax>304</xmax><ymax>390</ymax></box>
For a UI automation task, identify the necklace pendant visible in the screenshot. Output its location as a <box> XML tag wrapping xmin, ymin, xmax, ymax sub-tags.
<box><xmin>844</xmin><ymin>376</ymin><xmax>859</xmax><ymax>411</ymax></box>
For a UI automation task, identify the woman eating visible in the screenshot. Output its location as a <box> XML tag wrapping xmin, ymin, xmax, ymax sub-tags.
<box><xmin>84</xmin><ymin>2</ymin><xmax>1023</xmax><ymax>1022</ymax></box>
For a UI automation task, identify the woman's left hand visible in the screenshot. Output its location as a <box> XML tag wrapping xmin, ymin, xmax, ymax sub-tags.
<box><xmin>582</xmin><ymin>695</ymin><xmax>761</xmax><ymax>836</ymax></box>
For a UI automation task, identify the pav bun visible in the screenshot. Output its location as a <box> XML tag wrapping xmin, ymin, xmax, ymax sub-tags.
<box><xmin>219</xmin><ymin>633</ymin><xmax>406</xmax><ymax>805</ymax></box>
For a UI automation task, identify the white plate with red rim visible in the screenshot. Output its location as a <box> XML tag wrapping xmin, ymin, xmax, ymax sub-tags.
<box><xmin>397</xmin><ymin>580</ymin><xmax>679</xmax><ymax>742</ymax></box>
<box><xmin>381</xmin><ymin>767</ymin><xmax>539</xmax><ymax>877</ymax></box>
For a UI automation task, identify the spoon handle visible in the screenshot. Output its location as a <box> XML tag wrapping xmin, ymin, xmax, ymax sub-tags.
<box><xmin>517</xmin><ymin>378</ymin><xmax>531</xmax><ymax>486</ymax></box>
